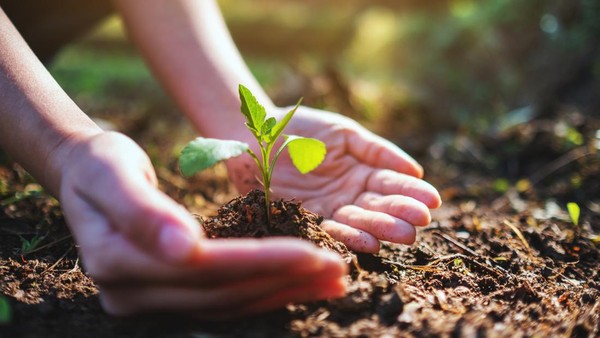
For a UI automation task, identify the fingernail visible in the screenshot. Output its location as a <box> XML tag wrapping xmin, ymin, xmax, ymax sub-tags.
<box><xmin>319</xmin><ymin>250</ymin><xmax>344</xmax><ymax>265</ymax></box>
<box><xmin>289</xmin><ymin>250</ymin><xmax>345</xmax><ymax>276</ymax></box>
<box><xmin>315</xmin><ymin>281</ymin><xmax>347</xmax><ymax>299</ymax></box>
<box><xmin>318</xmin><ymin>251</ymin><xmax>349</xmax><ymax>275</ymax></box>
<box><xmin>159</xmin><ymin>224</ymin><xmax>196</xmax><ymax>262</ymax></box>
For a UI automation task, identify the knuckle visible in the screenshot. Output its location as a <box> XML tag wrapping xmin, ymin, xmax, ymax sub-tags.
<box><xmin>83</xmin><ymin>258</ymin><xmax>114</xmax><ymax>284</ymax></box>
<box><xmin>79</xmin><ymin>246</ymin><xmax>121</xmax><ymax>285</ymax></box>
<box><xmin>99</xmin><ymin>291</ymin><xmax>134</xmax><ymax>316</ymax></box>
<box><xmin>397</xmin><ymin>226</ymin><xmax>417</xmax><ymax>244</ymax></box>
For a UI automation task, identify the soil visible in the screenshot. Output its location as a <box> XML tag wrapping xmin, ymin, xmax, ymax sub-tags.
<box><xmin>1</xmin><ymin>115</ymin><xmax>599</xmax><ymax>337</ymax></box>
<box><xmin>201</xmin><ymin>189</ymin><xmax>352</xmax><ymax>261</ymax></box>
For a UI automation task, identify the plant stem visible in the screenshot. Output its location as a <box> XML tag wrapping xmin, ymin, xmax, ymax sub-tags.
<box><xmin>245</xmin><ymin>147</ymin><xmax>271</xmax><ymax>225</ymax></box>
<box><xmin>260</xmin><ymin>143</ymin><xmax>272</xmax><ymax>226</ymax></box>
<box><xmin>264</xmin><ymin>177</ymin><xmax>271</xmax><ymax>225</ymax></box>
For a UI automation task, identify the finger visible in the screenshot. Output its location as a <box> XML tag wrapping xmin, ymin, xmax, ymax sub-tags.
<box><xmin>272</xmin><ymin>163</ymin><xmax>371</xmax><ymax>215</ymax></box>
<box><xmin>367</xmin><ymin>169</ymin><xmax>442</xmax><ymax>208</ymax></box>
<box><xmin>355</xmin><ymin>192</ymin><xmax>431</xmax><ymax>226</ymax></box>
<box><xmin>181</xmin><ymin>239</ymin><xmax>347</xmax><ymax>287</ymax></box>
<box><xmin>196</xmin><ymin>278</ymin><xmax>347</xmax><ymax>320</ymax></box>
<box><xmin>347</xmin><ymin>128</ymin><xmax>423</xmax><ymax>178</ymax></box>
<box><xmin>70</xmin><ymin>137</ymin><xmax>204</xmax><ymax>264</ymax></box>
<box><xmin>99</xmin><ymin>270</ymin><xmax>346</xmax><ymax>316</ymax></box>
<box><xmin>77</xmin><ymin>179</ymin><xmax>201</xmax><ymax>261</ymax></box>
<box><xmin>332</xmin><ymin>205</ymin><xmax>417</xmax><ymax>245</ymax></box>
<box><xmin>81</xmin><ymin>232</ymin><xmax>346</xmax><ymax>287</ymax></box>
<box><xmin>320</xmin><ymin>219</ymin><xmax>380</xmax><ymax>253</ymax></box>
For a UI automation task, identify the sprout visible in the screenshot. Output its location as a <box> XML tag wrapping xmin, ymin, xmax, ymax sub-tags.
<box><xmin>179</xmin><ymin>84</ymin><xmax>326</xmax><ymax>223</ymax></box>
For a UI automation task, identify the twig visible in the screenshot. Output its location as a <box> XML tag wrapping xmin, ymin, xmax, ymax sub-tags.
<box><xmin>385</xmin><ymin>253</ymin><xmax>502</xmax><ymax>278</ymax></box>
<box><xmin>551</xmin><ymin>269</ymin><xmax>582</xmax><ymax>287</ymax></box>
<box><xmin>434</xmin><ymin>253</ymin><xmax>502</xmax><ymax>278</ymax></box>
<box><xmin>42</xmin><ymin>247</ymin><xmax>72</xmax><ymax>275</ymax></box>
<box><xmin>67</xmin><ymin>257</ymin><xmax>80</xmax><ymax>274</ymax></box>
<box><xmin>381</xmin><ymin>259</ymin><xmax>442</xmax><ymax>273</ymax></box>
<box><xmin>528</xmin><ymin>146</ymin><xmax>593</xmax><ymax>186</ymax></box>
<box><xmin>432</xmin><ymin>230</ymin><xmax>479</xmax><ymax>256</ymax></box>
<box><xmin>503</xmin><ymin>220</ymin><xmax>532</xmax><ymax>257</ymax></box>
<box><xmin>493</xmin><ymin>146</ymin><xmax>595</xmax><ymax>210</ymax></box>
<box><xmin>431</xmin><ymin>232</ymin><xmax>509</xmax><ymax>274</ymax></box>
<box><xmin>23</xmin><ymin>234</ymin><xmax>72</xmax><ymax>255</ymax></box>
<box><xmin>428</xmin><ymin>253</ymin><xmax>469</xmax><ymax>264</ymax></box>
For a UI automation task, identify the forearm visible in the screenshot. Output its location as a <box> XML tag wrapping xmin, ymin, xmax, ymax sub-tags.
<box><xmin>113</xmin><ymin>0</ymin><xmax>273</xmax><ymax>139</ymax></box>
<box><xmin>0</xmin><ymin>8</ymin><xmax>102</xmax><ymax>196</ymax></box>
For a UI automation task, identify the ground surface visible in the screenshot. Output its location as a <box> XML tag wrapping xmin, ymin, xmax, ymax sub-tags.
<box><xmin>1</xmin><ymin>111</ymin><xmax>598</xmax><ymax>337</ymax></box>
<box><xmin>1</xmin><ymin>13</ymin><xmax>600</xmax><ymax>335</ymax></box>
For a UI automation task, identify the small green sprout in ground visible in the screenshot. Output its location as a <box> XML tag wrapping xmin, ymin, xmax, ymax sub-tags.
<box><xmin>179</xmin><ymin>84</ymin><xmax>326</xmax><ymax>224</ymax></box>
<box><xmin>566</xmin><ymin>202</ymin><xmax>580</xmax><ymax>226</ymax></box>
<box><xmin>19</xmin><ymin>234</ymin><xmax>45</xmax><ymax>255</ymax></box>
<box><xmin>493</xmin><ymin>178</ymin><xmax>510</xmax><ymax>193</ymax></box>
<box><xmin>0</xmin><ymin>295</ymin><xmax>11</xmax><ymax>324</ymax></box>
<box><xmin>0</xmin><ymin>188</ymin><xmax>43</xmax><ymax>206</ymax></box>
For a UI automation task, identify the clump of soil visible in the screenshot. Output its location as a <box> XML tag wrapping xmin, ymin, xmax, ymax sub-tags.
<box><xmin>201</xmin><ymin>189</ymin><xmax>352</xmax><ymax>260</ymax></box>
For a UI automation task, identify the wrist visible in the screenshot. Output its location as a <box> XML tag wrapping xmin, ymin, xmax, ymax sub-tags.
<box><xmin>44</xmin><ymin>128</ymin><xmax>103</xmax><ymax>197</ymax></box>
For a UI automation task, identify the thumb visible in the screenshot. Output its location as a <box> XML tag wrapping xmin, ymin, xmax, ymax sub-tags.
<box><xmin>79</xmin><ymin>172</ymin><xmax>202</xmax><ymax>263</ymax></box>
<box><xmin>61</xmin><ymin>132</ymin><xmax>202</xmax><ymax>263</ymax></box>
<box><xmin>126</xmin><ymin>181</ymin><xmax>204</xmax><ymax>263</ymax></box>
<box><xmin>69</xmin><ymin>154</ymin><xmax>202</xmax><ymax>264</ymax></box>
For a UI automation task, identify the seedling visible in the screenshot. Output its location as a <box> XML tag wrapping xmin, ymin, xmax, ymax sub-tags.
<box><xmin>566</xmin><ymin>202</ymin><xmax>580</xmax><ymax>226</ymax></box>
<box><xmin>0</xmin><ymin>188</ymin><xmax>43</xmax><ymax>206</ymax></box>
<box><xmin>19</xmin><ymin>234</ymin><xmax>44</xmax><ymax>255</ymax></box>
<box><xmin>0</xmin><ymin>295</ymin><xmax>11</xmax><ymax>324</ymax></box>
<box><xmin>179</xmin><ymin>84</ymin><xmax>326</xmax><ymax>223</ymax></box>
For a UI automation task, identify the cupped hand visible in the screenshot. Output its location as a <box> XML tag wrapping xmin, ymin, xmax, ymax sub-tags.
<box><xmin>57</xmin><ymin>131</ymin><xmax>347</xmax><ymax>319</ymax></box>
<box><xmin>227</xmin><ymin>107</ymin><xmax>442</xmax><ymax>253</ymax></box>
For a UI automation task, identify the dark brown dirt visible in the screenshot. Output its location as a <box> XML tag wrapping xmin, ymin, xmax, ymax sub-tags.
<box><xmin>1</xmin><ymin>102</ymin><xmax>599</xmax><ymax>337</ymax></box>
<box><xmin>201</xmin><ymin>189</ymin><xmax>352</xmax><ymax>261</ymax></box>
<box><xmin>1</xmin><ymin>155</ymin><xmax>599</xmax><ymax>337</ymax></box>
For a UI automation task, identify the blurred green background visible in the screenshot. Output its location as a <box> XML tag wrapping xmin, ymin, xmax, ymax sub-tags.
<box><xmin>50</xmin><ymin>0</ymin><xmax>599</xmax><ymax>137</ymax></box>
<box><xmin>48</xmin><ymin>0</ymin><xmax>600</xmax><ymax>202</ymax></box>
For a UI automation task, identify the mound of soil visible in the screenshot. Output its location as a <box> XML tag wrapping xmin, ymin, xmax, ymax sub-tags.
<box><xmin>201</xmin><ymin>189</ymin><xmax>352</xmax><ymax>261</ymax></box>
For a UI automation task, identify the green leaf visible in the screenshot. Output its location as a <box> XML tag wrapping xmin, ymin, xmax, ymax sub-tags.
<box><xmin>567</xmin><ymin>202</ymin><xmax>580</xmax><ymax>226</ymax></box>
<box><xmin>285</xmin><ymin>136</ymin><xmax>326</xmax><ymax>174</ymax></box>
<box><xmin>19</xmin><ymin>235</ymin><xmax>44</xmax><ymax>254</ymax></box>
<box><xmin>0</xmin><ymin>295</ymin><xmax>11</xmax><ymax>324</ymax></box>
<box><xmin>179</xmin><ymin>138</ymin><xmax>249</xmax><ymax>177</ymax></box>
<box><xmin>267</xmin><ymin>98</ymin><xmax>302</xmax><ymax>143</ymax></box>
<box><xmin>261</xmin><ymin>117</ymin><xmax>276</xmax><ymax>139</ymax></box>
<box><xmin>239</xmin><ymin>84</ymin><xmax>266</xmax><ymax>133</ymax></box>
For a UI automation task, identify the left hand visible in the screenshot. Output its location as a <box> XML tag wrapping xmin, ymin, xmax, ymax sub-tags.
<box><xmin>59</xmin><ymin>132</ymin><xmax>347</xmax><ymax>318</ymax></box>
<box><xmin>226</xmin><ymin>107</ymin><xmax>442</xmax><ymax>253</ymax></box>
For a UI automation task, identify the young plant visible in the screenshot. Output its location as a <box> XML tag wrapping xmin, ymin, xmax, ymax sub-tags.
<box><xmin>566</xmin><ymin>202</ymin><xmax>580</xmax><ymax>226</ymax></box>
<box><xmin>0</xmin><ymin>295</ymin><xmax>11</xmax><ymax>325</ymax></box>
<box><xmin>18</xmin><ymin>234</ymin><xmax>44</xmax><ymax>255</ymax></box>
<box><xmin>179</xmin><ymin>84</ymin><xmax>326</xmax><ymax>223</ymax></box>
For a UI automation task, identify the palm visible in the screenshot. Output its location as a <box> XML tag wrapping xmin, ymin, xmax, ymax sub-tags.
<box><xmin>271</xmin><ymin>109</ymin><xmax>377</xmax><ymax>216</ymax></box>
<box><xmin>228</xmin><ymin>107</ymin><xmax>442</xmax><ymax>253</ymax></box>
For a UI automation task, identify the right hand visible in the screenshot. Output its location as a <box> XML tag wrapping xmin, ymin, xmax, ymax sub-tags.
<box><xmin>225</xmin><ymin>107</ymin><xmax>441</xmax><ymax>254</ymax></box>
<box><xmin>57</xmin><ymin>132</ymin><xmax>347</xmax><ymax>319</ymax></box>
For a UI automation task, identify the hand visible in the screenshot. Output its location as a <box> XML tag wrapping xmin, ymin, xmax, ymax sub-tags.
<box><xmin>227</xmin><ymin>107</ymin><xmax>442</xmax><ymax>253</ymax></box>
<box><xmin>57</xmin><ymin>132</ymin><xmax>347</xmax><ymax>318</ymax></box>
